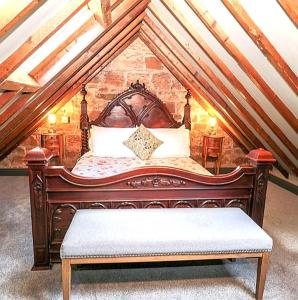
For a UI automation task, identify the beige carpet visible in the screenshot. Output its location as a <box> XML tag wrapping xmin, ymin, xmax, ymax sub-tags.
<box><xmin>0</xmin><ymin>176</ymin><xmax>297</xmax><ymax>300</ymax></box>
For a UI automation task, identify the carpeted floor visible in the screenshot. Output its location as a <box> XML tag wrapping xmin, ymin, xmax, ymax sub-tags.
<box><xmin>0</xmin><ymin>176</ymin><xmax>297</xmax><ymax>300</ymax></box>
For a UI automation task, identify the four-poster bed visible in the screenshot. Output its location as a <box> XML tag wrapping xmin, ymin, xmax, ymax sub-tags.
<box><xmin>25</xmin><ymin>81</ymin><xmax>275</xmax><ymax>270</ymax></box>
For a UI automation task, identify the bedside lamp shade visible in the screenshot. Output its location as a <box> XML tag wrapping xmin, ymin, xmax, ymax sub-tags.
<box><xmin>209</xmin><ymin>117</ymin><xmax>217</xmax><ymax>135</ymax></box>
<box><xmin>48</xmin><ymin>114</ymin><xmax>56</xmax><ymax>133</ymax></box>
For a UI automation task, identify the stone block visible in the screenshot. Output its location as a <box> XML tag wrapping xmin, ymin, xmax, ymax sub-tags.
<box><xmin>145</xmin><ymin>56</ymin><xmax>162</xmax><ymax>70</ymax></box>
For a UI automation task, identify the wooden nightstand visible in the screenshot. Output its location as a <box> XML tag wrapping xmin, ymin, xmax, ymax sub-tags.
<box><xmin>202</xmin><ymin>134</ymin><xmax>224</xmax><ymax>175</ymax></box>
<box><xmin>41</xmin><ymin>133</ymin><xmax>64</xmax><ymax>164</ymax></box>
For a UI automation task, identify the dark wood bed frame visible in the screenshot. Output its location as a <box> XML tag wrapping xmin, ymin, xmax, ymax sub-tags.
<box><xmin>26</xmin><ymin>81</ymin><xmax>275</xmax><ymax>270</ymax></box>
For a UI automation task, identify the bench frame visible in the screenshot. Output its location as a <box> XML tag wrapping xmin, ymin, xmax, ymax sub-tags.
<box><xmin>61</xmin><ymin>251</ymin><xmax>271</xmax><ymax>300</ymax></box>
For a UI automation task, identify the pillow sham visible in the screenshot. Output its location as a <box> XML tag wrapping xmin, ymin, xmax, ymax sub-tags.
<box><xmin>148</xmin><ymin>126</ymin><xmax>190</xmax><ymax>158</ymax></box>
<box><xmin>91</xmin><ymin>126</ymin><xmax>136</xmax><ymax>158</ymax></box>
<box><xmin>123</xmin><ymin>124</ymin><xmax>163</xmax><ymax>160</ymax></box>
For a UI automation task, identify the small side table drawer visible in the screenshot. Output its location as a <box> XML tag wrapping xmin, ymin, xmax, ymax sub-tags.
<box><xmin>202</xmin><ymin>134</ymin><xmax>224</xmax><ymax>175</ymax></box>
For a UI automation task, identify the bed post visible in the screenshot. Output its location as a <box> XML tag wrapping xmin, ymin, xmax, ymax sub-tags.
<box><xmin>246</xmin><ymin>148</ymin><xmax>276</xmax><ymax>227</ymax></box>
<box><xmin>25</xmin><ymin>147</ymin><xmax>53</xmax><ymax>270</ymax></box>
<box><xmin>80</xmin><ymin>84</ymin><xmax>90</xmax><ymax>155</ymax></box>
<box><xmin>184</xmin><ymin>89</ymin><xmax>191</xmax><ymax>129</ymax></box>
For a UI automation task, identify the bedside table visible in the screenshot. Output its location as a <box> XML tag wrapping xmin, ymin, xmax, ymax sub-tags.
<box><xmin>40</xmin><ymin>133</ymin><xmax>64</xmax><ymax>164</ymax></box>
<box><xmin>202</xmin><ymin>134</ymin><xmax>224</xmax><ymax>175</ymax></box>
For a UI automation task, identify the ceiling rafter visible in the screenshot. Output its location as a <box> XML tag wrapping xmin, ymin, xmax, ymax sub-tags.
<box><xmin>0</xmin><ymin>90</ymin><xmax>23</xmax><ymax>111</ymax></box>
<box><xmin>277</xmin><ymin>0</ymin><xmax>298</xmax><ymax>27</ymax></box>
<box><xmin>140</xmin><ymin>26</ymin><xmax>253</xmax><ymax>152</ymax></box>
<box><xmin>161</xmin><ymin>0</ymin><xmax>298</xmax><ymax>137</ymax></box>
<box><xmin>219</xmin><ymin>0</ymin><xmax>298</xmax><ymax>96</ymax></box>
<box><xmin>0</xmin><ymin>0</ymin><xmax>90</xmax><ymax>85</ymax></box>
<box><xmin>143</xmin><ymin>18</ymin><xmax>258</xmax><ymax>149</ymax></box>
<box><xmin>0</xmin><ymin>0</ymin><xmax>43</xmax><ymax>40</ymax></box>
<box><xmin>181</xmin><ymin>0</ymin><xmax>298</xmax><ymax>159</ymax></box>
<box><xmin>88</xmin><ymin>0</ymin><xmax>112</xmax><ymax>28</ymax></box>
<box><xmin>141</xmin><ymin>19</ymin><xmax>297</xmax><ymax>175</ymax></box>
<box><xmin>29</xmin><ymin>16</ymin><xmax>97</xmax><ymax>81</ymax></box>
<box><xmin>146</xmin><ymin>9</ymin><xmax>262</xmax><ymax>149</ymax></box>
<box><xmin>0</xmin><ymin>0</ymin><xmax>148</xmax><ymax>158</ymax></box>
<box><xmin>159</xmin><ymin>0</ymin><xmax>298</xmax><ymax>157</ymax></box>
<box><xmin>139</xmin><ymin>30</ymin><xmax>249</xmax><ymax>153</ymax></box>
<box><xmin>111</xmin><ymin>0</ymin><xmax>123</xmax><ymax>11</ymax></box>
<box><xmin>19</xmin><ymin>33</ymin><xmax>139</xmax><ymax>151</ymax></box>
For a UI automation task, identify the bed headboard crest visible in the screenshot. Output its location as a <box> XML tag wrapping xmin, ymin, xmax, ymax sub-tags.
<box><xmin>80</xmin><ymin>81</ymin><xmax>192</xmax><ymax>155</ymax></box>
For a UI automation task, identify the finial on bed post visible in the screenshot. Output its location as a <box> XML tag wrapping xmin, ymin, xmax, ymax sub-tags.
<box><xmin>183</xmin><ymin>89</ymin><xmax>191</xmax><ymax>129</ymax></box>
<box><xmin>80</xmin><ymin>84</ymin><xmax>90</xmax><ymax>156</ymax></box>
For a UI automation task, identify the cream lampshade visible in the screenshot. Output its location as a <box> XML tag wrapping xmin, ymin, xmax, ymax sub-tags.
<box><xmin>209</xmin><ymin>116</ymin><xmax>217</xmax><ymax>135</ymax></box>
<box><xmin>48</xmin><ymin>114</ymin><xmax>57</xmax><ymax>133</ymax></box>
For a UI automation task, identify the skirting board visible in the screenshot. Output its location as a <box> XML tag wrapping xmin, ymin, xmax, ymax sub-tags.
<box><xmin>0</xmin><ymin>168</ymin><xmax>297</xmax><ymax>195</ymax></box>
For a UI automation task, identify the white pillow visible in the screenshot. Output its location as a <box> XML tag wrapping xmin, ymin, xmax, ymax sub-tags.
<box><xmin>91</xmin><ymin>126</ymin><xmax>136</xmax><ymax>158</ymax></box>
<box><xmin>148</xmin><ymin>126</ymin><xmax>190</xmax><ymax>158</ymax></box>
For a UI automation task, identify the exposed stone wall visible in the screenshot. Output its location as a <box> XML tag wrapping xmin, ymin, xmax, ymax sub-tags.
<box><xmin>0</xmin><ymin>39</ymin><xmax>246</xmax><ymax>169</ymax></box>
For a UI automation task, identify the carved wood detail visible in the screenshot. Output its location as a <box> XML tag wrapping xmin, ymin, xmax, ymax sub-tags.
<box><xmin>127</xmin><ymin>176</ymin><xmax>186</xmax><ymax>188</ymax></box>
<box><xmin>80</xmin><ymin>81</ymin><xmax>191</xmax><ymax>154</ymax></box>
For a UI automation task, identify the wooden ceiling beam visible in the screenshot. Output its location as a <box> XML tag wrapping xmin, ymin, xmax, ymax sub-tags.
<box><xmin>143</xmin><ymin>18</ymin><xmax>259</xmax><ymax>149</ymax></box>
<box><xmin>0</xmin><ymin>33</ymin><xmax>139</xmax><ymax>158</ymax></box>
<box><xmin>101</xmin><ymin>0</ymin><xmax>112</xmax><ymax>27</ymax></box>
<box><xmin>0</xmin><ymin>90</ymin><xmax>22</xmax><ymax>110</ymax></box>
<box><xmin>219</xmin><ymin>0</ymin><xmax>298</xmax><ymax>95</ymax></box>
<box><xmin>30</xmin><ymin>17</ymin><xmax>97</xmax><ymax>81</ymax></box>
<box><xmin>140</xmin><ymin>28</ymin><xmax>296</xmax><ymax>175</ymax></box>
<box><xmin>148</xmin><ymin>6</ymin><xmax>298</xmax><ymax>162</ymax></box>
<box><xmin>139</xmin><ymin>30</ymin><xmax>249</xmax><ymax>153</ymax></box>
<box><xmin>0</xmin><ymin>0</ymin><xmax>148</xmax><ymax>157</ymax></box>
<box><xmin>88</xmin><ymin>0</ymin><xmax>112</xmax><ymax>28</ymax></box>
<box><xmin>140</xmin><ymin>27</ymin><xmax>253</xmax><ymax>152</ymax></box>
<box><xmin>0</xmin><ymin>0</ymin><xmax>90</xmax><ymax>85</ymax></box>
<box><xmin>161</xmin><ymin>0</ymin><xmax>298</xmax><ymax>135</ymax></box>
<box><xmin>145</xmin><ymin>11</ymin><xmax>263</xmax><ymax>148</ymax></box>
<box><xmin>23</xmin><ymin>33</ymin><xmax>139</xmax><ymax>142</ymax></box>
<box><xmin>0</xmin><ymin>93</ymin><xmax>32</xmax><ymax>125</ymax></box>
<box><xmin>0</xmin><ymin>0</ymin><xmax>43</xmax><ymax>39</ymax></box>
<box><xmin>277</xmin><ymin>0</ymin><xmax>298</xmax><ymax>27</ymax></box>
<box><xmin>111</xmin><ymin>0</ymin><xmax>123</xmax><ymax>11</ymax></box>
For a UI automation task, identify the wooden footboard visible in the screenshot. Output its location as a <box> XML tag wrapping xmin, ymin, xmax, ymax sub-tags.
<box><xmin>26</xmin><ymin>147</ymin><xmax>275</xmax><ymax>270</ymax></box>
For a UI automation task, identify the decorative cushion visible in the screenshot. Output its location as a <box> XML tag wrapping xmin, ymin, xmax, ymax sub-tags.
<box><xmin>123</xmin><ymin>124</ymin><xmax>163</xmax><ymax>160</ymax></box>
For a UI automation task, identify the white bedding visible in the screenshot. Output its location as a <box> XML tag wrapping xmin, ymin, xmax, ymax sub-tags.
<box><xmin>72</xmin><ymin>152</ymin><xmax>212</xmax><ymax>178</ymax></box>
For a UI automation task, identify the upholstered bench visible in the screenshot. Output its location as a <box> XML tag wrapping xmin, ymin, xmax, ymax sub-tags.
<box><xmin>60</xmin><ymin>208</ymin><xmax>272</xmax><ymax>300</ymax></box>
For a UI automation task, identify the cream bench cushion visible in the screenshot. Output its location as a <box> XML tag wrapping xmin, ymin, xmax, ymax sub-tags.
<box><xmin>60</xmin><ymin>208</ymin><xmax>272</xmax><ymax>259</ymax></box>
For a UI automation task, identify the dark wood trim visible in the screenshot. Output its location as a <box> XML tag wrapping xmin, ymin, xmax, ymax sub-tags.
<box><xmin>277</xmin><ymin>0</ymin><xmax>298</xmax><ymax>27</ymax></box>
<box><xmin>269</xmin><ymin>174</ymin><xmax>298</xmax><ymax>195</ymax></box>
<box><xmin>0</xmin><ymin>168</ymin><xmax>28</xmax><ymax>176</ymax></box>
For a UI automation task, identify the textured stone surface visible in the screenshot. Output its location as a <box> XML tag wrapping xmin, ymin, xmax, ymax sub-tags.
<box><xmin>0</xmin><ymin>39</ymin><xmax>244</xmax><ymax>169</ymax></box>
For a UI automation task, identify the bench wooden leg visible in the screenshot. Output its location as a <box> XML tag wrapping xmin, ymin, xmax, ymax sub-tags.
<box><xmin>256</xmin><ymin>252</ymin><xmax>271</xmax><ymax>300</ymax></box>
<box><xmin>62</xmin><ymin>259</ymin><xmax>71</xmax><ymax>300</ymax></box>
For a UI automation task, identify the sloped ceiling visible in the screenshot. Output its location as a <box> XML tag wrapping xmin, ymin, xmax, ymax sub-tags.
<box><xmin>0</xmin><ymin>0</ymin><xmax>297</xmax><ymax>176</ymax></box>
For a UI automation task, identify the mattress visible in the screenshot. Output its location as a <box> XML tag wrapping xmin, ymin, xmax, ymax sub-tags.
<box><xmin>72</xmin><ymin>152</ymin><xmax>212</xmax><ymax>178</ymax></box>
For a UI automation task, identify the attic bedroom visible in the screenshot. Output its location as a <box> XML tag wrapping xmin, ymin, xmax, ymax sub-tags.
<box><xmin>0</xmin><ymin>0</ymin><xmax>297</xmax><ymax>299</ymax></box>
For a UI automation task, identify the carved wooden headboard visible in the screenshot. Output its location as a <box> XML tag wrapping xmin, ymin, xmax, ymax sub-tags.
<box><xmin>80</xmin><ymin>80</ymin><xmax>191</xmax><ymax>155</ymax></box>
